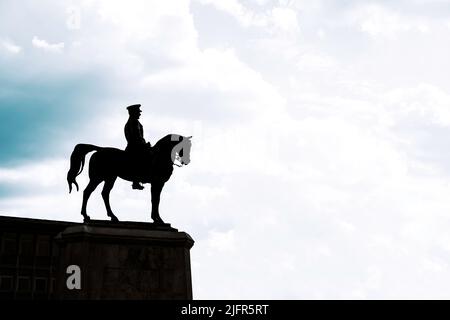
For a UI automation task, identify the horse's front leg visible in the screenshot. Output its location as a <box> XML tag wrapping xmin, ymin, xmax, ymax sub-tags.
<box><xmin>151</xmin><ymin>182</ymin><xmax>165</xmax><ymax>224</ymax></box>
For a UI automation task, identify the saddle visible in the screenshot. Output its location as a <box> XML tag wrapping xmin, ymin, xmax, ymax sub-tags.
<box><xmin>125</xmin><ymin>143</ymin><xmax>154</xmax><ymax>179</ymax></box>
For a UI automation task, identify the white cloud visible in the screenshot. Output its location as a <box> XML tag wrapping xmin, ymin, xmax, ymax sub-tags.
<box><xmin>0</xmin><ymin>160</ymin><xmax>66</xmax><ymax>188</ymax></box>
<box><xmin>194</xmin><ymin>0</ymin><xmax>300</xmax><ymax>35</ymax></box>
<box><xmin>195</xmin><ymin>0</ymin><xmax>260</xmax><ymax>27</ymax></box>
<box><xmin>296</xmin><ymin>52</ymin><xmax>336</xmax><ymax>71</ymax></box>
<box><xmin>32</xmin><ymin>36</ymin><xmax>65</xmax><ymax>53</ymax></box>
<box><xmin>141</xmin><ymin>47</ymin><xmax>285</xmax><ymax>120</ymax></box>
<box><xmin>383</xmin><ymin>83</ymin><xmax>450</xmax><ymax>126</ymax></box>
<box><xmin>0</xmin><ymin>38</ymin><xmax>22</xmax><ymax>54</ymax></box>
<box><xmin>271</xmin><ymin>7</ymin><xmax>299</xmax><ymax>33</ymax></box>
<box><xmin>352</xmin><ymin>4</ymin><xmax>431</xmax><ymax>38</ymax></box>
<box><xmin>207</xmin><ymin>229</ymin><xmax>236</xmax><ymax>253</ymax></box>
<box><xmin>317</xmin><ymin>28</ymin><xmax>326</xmax><ymax>39</ymax></box>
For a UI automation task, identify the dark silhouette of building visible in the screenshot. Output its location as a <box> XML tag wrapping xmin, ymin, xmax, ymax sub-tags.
<box><xmin>0</xmin><ymin>216</ymin><xmax>75</xmax><ymax>299</ymax></box>
<box><xmin>0</xmin><ymin>215</ymin><xmax>194</xmax><ymax>300</ymax></box>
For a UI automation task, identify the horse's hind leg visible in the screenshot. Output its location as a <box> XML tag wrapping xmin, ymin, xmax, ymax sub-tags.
<box><xmin>102</xmin><ymin>177</ymin><xmax>118</xmax><ymax>222</ymax></box>
<box><xmin>81</xmin><ymin>179</ymin><xmax>102</xmax><ymax>222</ymax></box>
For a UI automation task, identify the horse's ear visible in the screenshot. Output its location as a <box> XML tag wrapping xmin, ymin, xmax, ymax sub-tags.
<box><xmin>187</xmin><ymin>136</ymin><xmax>192</xmax><ymax>140</ymax></box>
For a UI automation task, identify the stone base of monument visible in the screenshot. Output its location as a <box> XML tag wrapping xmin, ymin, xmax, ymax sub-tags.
<box><xmin>54</xmin><ymin>221</ymin><xmax>194</xmax><ymax>300</ymax></box>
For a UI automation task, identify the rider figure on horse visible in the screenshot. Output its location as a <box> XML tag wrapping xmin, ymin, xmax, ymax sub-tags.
<box><xmin>124</xmin><ymin>104</ymin><xmax>150</xmax><ymax>190</ymax></box>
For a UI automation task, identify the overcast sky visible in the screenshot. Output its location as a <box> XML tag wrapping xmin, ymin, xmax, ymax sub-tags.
<box><xmin>2</xmin><ymin>0</ymin><xmax>450</xmax><ymax>299</ymax></box>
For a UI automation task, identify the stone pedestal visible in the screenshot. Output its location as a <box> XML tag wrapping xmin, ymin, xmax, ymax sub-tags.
<box><xmin>54</xmin><ymin>222</ymin><xmax>194</xmax><ymax>300</ymax></box>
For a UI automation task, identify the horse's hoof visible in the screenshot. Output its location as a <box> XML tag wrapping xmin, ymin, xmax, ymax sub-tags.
<box><xmin>83</xmin><ymin>215</ymin><xmax>91</xmax><ymax>223</ymax></box>
<box><xmin>109</xmin><ymin>215</ymin><xmax>119</xmax><ymax>223</ymax></box>
<box><xmin>152</xmin><ymin>217</ymin><xmax>165</xmax><ymax>225</ymax></box>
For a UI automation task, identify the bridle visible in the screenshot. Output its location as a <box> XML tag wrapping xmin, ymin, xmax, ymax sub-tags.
<box><xmin>173</xmin><ymin>154</ymin><xmax>184</xmax><ymax>167</ymax></box>
<box><xmin>171</xmin><ymin>135</ymin><xmax>192</xmax><ymax>167</ymax></box>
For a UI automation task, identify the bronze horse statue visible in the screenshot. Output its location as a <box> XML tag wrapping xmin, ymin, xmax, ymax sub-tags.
<box><xmin>67</xmin><ymin>134</ymin><xmax>192</xmax><ymax>224</ymax></box>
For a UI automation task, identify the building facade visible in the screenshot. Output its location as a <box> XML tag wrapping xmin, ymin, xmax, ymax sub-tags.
<box><xmin>0</xmin><ymin>216</ymin><xmax>74</xmax><ymax>299</ymax></box>
<box><xmin>0</xmin><ymin>215</ymin><xmax>194</xmax><ymax>300</ymax></box>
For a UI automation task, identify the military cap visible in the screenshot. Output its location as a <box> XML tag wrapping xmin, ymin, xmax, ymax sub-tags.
<box><xmin>126</xmin><ymin>104</ymin><xmax>142</xmax><ymax>112</ymax></box>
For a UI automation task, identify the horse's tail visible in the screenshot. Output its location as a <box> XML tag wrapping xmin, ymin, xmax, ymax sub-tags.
<box><xmin>67</xmin><ymin>144</ymin><xmax>101</xmax><ymax>193</ymax></box>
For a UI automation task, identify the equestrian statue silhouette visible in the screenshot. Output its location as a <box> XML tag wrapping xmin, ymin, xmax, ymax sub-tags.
<box><xmin>66</xmin><ymin>104</ymin><xmax>192</xmax><ymax>224</ymax></box>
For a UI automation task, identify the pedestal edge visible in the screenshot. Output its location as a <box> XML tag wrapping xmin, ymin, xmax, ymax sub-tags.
<box><xmin>55</xmin><ymin>225</ymin><xmax>195</xmax><ymax>248</ymax></box>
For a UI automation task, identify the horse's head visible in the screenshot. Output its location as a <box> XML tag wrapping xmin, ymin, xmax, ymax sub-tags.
<box><xmin>179</xmin><ymin>136</ymin><xmax>192</xmax><ymax>165</ymax></box>
<box><xmin>170</xmin><ymin>134</ymin><xmax>192</xmax><ymax>166</ymax></box>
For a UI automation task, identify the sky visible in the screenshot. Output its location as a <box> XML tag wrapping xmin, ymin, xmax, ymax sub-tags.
<box><xmin>2</xmin><ymin>0</ymin><xmax>450</xmax><ymax>299</ymax></box>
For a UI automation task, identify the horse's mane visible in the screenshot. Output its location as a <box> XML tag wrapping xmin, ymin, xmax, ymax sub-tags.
<box><xmin>153</xmin><ymin>134</ymin><xmax>184</xmax><ymax>150</ymax></box>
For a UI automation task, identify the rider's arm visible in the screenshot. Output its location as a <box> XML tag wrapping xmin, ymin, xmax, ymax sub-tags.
<box><xmin>126</xmin><ymin>121</ymin><xmax>146</xmax><ymax>144</ymax></box>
